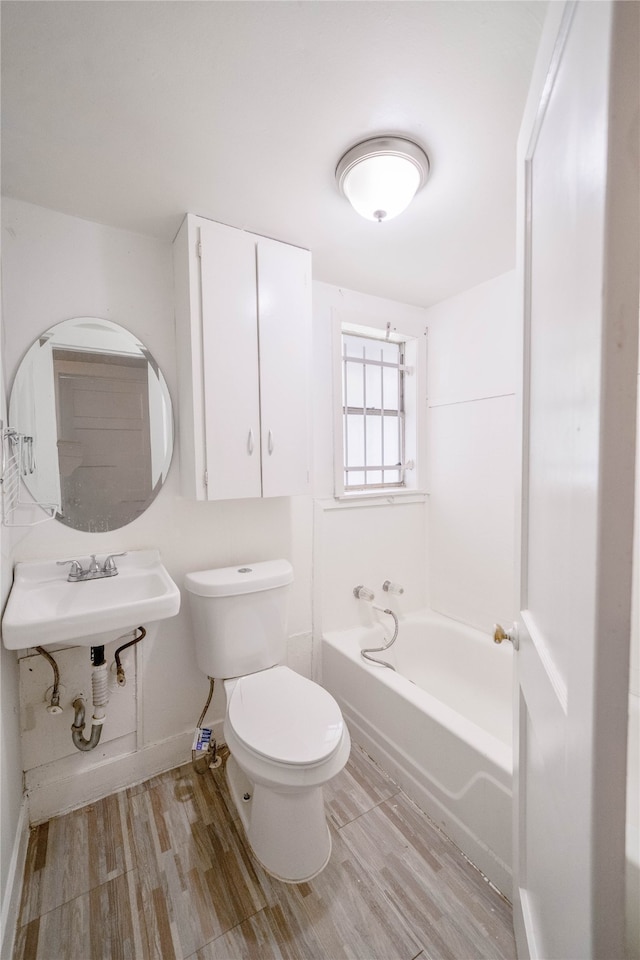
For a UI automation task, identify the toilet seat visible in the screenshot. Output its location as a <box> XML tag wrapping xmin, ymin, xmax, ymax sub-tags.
<box><xmin>226</xmin><ymin>666</ymin><xmax>345</xmax><ymax>766</ymax></box>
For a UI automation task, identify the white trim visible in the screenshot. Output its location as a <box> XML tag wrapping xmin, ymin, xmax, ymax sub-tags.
<box><xmin>332</xmin><ymin>311</ymin><xmax>427</xmax><ymax>499</ymax></box>
<box><xmin>26</xmin><ymin>725</ymin><xmax>224</xmax><ymax>824</ymax></box>
<box><xmin>317</xmin><ymin>492</ymin><xmax>427</xmax><ymax>511</ymax></box>
<box><xmin>1</xmin><ymin>797</ymin><xmax>29</xmax><ymax>960</ymax></box>
<box><xmin>511</xmin><ymin>8</ymin><xmax>571</xmax><ymax>954</ymax></box>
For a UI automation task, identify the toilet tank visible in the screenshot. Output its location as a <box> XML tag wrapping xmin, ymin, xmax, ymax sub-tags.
<box><xmin>184</xmin><ymin>560</ymin><xmax>293</xmax><ymax>678</ymax></box>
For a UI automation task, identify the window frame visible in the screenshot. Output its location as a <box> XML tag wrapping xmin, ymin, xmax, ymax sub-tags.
<box><xmin>341</xmin><ymin>332</ymin><xmax>406</xmax><ymax>492</ymax></box>
<box><xmin>332</xmin><ymin>314</ymin><xmax>427</xmax><ymax>501</ymax></box>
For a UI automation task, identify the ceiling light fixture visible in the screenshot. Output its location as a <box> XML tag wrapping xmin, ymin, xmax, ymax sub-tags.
<box><xmin>335</xmin><ymin>136</ymin><xmax>430</xmax><ymax>223</ymax></box>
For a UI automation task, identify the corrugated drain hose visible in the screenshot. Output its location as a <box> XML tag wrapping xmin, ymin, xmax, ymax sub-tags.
<box><xmin>71</xmin><ymin>647</ymin><xmax>110</xmax><ymax>752</ymax></box>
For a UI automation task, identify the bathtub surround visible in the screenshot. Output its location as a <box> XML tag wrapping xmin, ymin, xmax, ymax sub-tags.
<box><xmin>311</xmin><ymin>280</ymin><xmax>430</xmax><ymax>653</ymax></box>
<box><xmin>425</xmin><ymin>271</ymin><xmax>518</xmax><ymax>635</ymax></box>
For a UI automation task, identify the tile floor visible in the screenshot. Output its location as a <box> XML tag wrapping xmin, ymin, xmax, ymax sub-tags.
<box><xmin>13</xmin><ymin>743</ymin><xmax>516</xmax><ymax>960</ymax></box>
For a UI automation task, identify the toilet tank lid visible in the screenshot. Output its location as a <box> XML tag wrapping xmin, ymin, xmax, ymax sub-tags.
<box><xmin>184</xmin><ymin>559</ymin><xmax>293</xmax><ymax>597</ymax></box>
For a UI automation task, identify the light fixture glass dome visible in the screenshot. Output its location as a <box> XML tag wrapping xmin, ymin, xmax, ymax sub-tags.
<box><xmin>336</xmin><ymin>136</ymin><xmax>430</xmax><ymax>223</ymax></box>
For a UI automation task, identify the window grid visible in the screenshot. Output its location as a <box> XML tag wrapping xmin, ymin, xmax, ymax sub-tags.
<box><xmin>342</xmin><ymin>334</ymin><xmax>405</xmax><ymax>491</ymax></box>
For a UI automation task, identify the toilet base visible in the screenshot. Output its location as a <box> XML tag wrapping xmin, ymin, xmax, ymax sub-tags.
<box><xmin>225</xmin><ymin>754</ymin><xmax>333</xmax><ymax>883</ymax></box>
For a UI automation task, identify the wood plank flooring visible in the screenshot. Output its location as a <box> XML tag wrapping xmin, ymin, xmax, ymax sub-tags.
<box><xmin>13</xmin><ymin>743</ymin><xmax>516</xmax><ymax>960</ymax></box>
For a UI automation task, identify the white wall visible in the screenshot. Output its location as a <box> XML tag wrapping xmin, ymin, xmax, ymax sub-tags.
<box><xmin>425</xmin><ymin>271</ymin><xmax>518</xmax><ymax>633</ymax></box>
<box><xmin>0</xmin><ymin>271</ymin><xmax>28</xmax><ymax>957</ymax></box>
<box><xmin>311</xmin><ymin>281</ymin><xmax>429</xmax><ymax>642</ymax></box>
<box><xmin>0</xmin><ymin>198</ymin><xmax>315</xmax><ymax>822</ymax></box>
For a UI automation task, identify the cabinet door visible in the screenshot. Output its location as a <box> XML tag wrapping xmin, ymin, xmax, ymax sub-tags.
<box><xmin>257</xmin><ymin>238</ymin><xmax>312</xmax><ymax>498</ymax></box>
<box><xmin>199</xmin><ymin>218</ymin><xmax>262</xmax><ymax>500</ymax></box>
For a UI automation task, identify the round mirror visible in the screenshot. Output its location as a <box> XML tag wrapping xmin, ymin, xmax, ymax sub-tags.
<box><xmin>9</xmin><ymin>317</ymin><xmax>174</xmax><ymax>532</ymax></box>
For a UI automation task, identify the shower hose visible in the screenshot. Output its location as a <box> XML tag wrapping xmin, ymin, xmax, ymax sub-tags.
<box><xmin>361</xmin><ymin>607</ymin><xmax>399</xmax><ymax>671</ymax></box>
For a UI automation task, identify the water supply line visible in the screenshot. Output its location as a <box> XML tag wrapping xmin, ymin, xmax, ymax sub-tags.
<box><xmin>353</xmin><ymin>586</ymin><xmax>399</xmax><ymax>670</ymax></box>
<box><xmin>114</xmin><ymin>626</ymin><xmax>146</xmax><ymax>686</ymax></box>
<box><xmin>192</xmin><ymin>677</ymin><xmax>220</xmax><ymax>774</ymax></box>
<box><xmin>35</xmin><ymin>646</ymin><xmax>63</xmax><ymax>715</ymax></box>
<box><xmin>71</xmin><ymin>645</ymin><xmax>110</xmax><ymax>752</ymax></box>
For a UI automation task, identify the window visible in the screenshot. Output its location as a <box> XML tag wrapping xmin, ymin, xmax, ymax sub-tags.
<box><xmin>341</xmin><ymin>332</ymin><xmax>407</xmax><ymax>491</ymax></box>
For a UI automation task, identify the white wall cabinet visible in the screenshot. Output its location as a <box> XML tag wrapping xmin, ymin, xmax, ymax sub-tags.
<box><xmin>173</xmin><ymin>214</ymin><xmax>312</xmax><ymax>500</ymax></box>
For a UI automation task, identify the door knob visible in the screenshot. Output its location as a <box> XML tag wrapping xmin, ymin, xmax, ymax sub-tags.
<box><xmin>493</xmin><ymin>622</ymin><xmax>519</xmax><ymax>650</ymax></box>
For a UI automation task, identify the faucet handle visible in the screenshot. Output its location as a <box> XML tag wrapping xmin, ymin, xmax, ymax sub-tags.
<box><xmin>382</xmin><ymin>580</ymin><xmax>404</xmax><ymax>596</ymax></box>
<box><xmin>57</xmin><ymin>558</ymin><xmax>84</xmax><ymax>579</ymax></box>
<box><xmin>353</xmin><ymin>585</ymin><xmax>375</xmax><ymax>602</ymax></box>
<box><xmin>103</xmin><ymin>552</ymin><xmax>127</xmax><ymax>573</ymax></box>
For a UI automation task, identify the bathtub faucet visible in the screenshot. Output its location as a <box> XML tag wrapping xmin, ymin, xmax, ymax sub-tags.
<box><xmin>353</xmin><ymin>585</ymin><xmax>375</xmax><ymax>602</ymax></box>
<box><xmin>382</xmin><ymin>580</ymin><xmax>404</xmax><ymax>596</ymax></box>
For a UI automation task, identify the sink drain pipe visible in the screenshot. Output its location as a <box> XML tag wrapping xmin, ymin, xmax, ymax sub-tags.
<box><xmin>71</xmin><ymin>645</ymin><xmax>109</xmax><ymax>752</ymax></box>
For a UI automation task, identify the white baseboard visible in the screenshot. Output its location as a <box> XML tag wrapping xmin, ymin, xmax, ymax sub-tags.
<box><xmin>1</xmin><ymin>797</ymin><xmax>29</xmax><ymax>960</ymax></box>
<box><xmin>27</xmin><ymin>722</ymin><xmax>225</xmax><ymax>824</ymax></box>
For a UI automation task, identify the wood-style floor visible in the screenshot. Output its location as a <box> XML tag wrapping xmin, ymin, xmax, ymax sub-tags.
<box><xmin>13</xmin><ymin>742</ymin><xmax>516</xmax><ymax>960</ymax></box>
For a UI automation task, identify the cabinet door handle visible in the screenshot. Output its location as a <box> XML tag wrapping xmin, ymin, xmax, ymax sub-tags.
<box><xmin>268</xmin><ymin>430</ymin><xmax>274</xmax><ymax>455</ymax></box>
<box><xmin>247</xmin><ymin>429</ymin><xmax>254</xmax><ymax>455</ymax></box>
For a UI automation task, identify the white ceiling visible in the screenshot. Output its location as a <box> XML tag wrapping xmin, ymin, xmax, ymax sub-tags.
<box><xmin>1</xmin><ymin>1</ymin><xmax>546</xmax><ymax>308</ymax></box>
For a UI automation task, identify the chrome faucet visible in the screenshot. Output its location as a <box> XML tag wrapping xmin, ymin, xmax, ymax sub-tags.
<box><xmin>57</xmin><ymin>559</ymin><xmax>84</xmax><ymax>581</ymax></box>
<box><xmin>57</xmin><ymin>552</ymin><xmax>127</xmax><ymax>582</ymax></box>
<box><xmin>103</xmin><ymin>552</ymin><xmax>126</xmax><ymax>575</ymax></box>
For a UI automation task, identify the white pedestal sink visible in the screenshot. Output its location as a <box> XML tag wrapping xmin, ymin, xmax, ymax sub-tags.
<box><xmin>1</xmin><ymin>549</ymin><xmax>180</xmax><ymax>649</ymax></box>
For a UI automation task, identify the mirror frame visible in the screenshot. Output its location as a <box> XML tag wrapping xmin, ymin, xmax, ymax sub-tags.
<box><xmin>9</xmin><ymin>316</ymin><xmax>174</xmax><ymax>532</ymax></box>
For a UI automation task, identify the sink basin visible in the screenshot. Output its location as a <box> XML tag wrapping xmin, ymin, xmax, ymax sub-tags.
<box><xmin>2</xmin><ymin>549</ymin><xmax>180</xmax><ymax>649</ymax></box>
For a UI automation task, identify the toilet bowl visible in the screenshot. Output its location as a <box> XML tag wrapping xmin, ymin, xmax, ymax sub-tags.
<box><xmin>223</xmin><ymin>665</ymin><xmax>351</xmax><ymax>882</ymax></box>
<box><xmin>184</xmin><ymin>559</ymin><xmax>351</xmax><ymax>883</ymax></box>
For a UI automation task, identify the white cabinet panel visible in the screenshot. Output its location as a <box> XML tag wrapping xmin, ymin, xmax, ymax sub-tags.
<box><xmin>173</xmin><ymin>214</ymin><xmax>311</xmax><ymax>501</ymax></box>
<box><xmin>257</xmin><ymin>238</ymin><xmax>311</xmax><ymax>497</ymax></box>
<box><xmin>200</xmin><ymin>218</ymin><xmax>261</xmax><ymax>500</ymax></box>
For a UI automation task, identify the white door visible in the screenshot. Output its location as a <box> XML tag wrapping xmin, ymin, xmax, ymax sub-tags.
<box><xmin>257</xmin><ymin>237</ymin><xmax>312</xmax><ymax>498</ymax></box>
<box><xmin>199</xmin><ymin>218</ymin><xmax>262</xmax><ymax>500</ymax></box>
<box><xmin>512</xmin><ymin>3</ymin><xmax>639</xmax><ymax>958</ymax></box>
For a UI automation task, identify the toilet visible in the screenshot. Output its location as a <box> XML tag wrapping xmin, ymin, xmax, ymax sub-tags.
<box><xmin>184</xmin><ymin>559</ymin><xmax>351</xmax><ymax>883</ymax></box>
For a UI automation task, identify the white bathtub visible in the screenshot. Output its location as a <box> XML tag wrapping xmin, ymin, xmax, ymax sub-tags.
<box><xmin>322</xmin><ymin>608</ymin><xmax>514</xmax><ymax>895</ymax></box>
